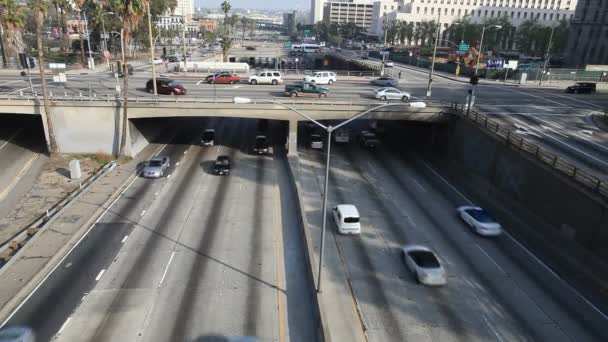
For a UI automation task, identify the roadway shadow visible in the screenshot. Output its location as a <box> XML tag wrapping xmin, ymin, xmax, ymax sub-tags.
<box><xmin>55</xmin><ymin>167</ymin><xmax>70</xmax><ymax>178</ymax></box>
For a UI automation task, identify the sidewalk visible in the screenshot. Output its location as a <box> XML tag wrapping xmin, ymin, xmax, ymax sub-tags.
<box><xmin>0</xmin><ymin>144</ymin><xmax>158</xmax><ymax>322</ymax></box>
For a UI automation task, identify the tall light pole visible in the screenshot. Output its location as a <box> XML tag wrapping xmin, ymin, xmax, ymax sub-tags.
<box><xmin>426</xmin><ymin>12</ymin><xmax>441</xmax><ymax>99</ymax></box>
<box><xmin>146</xmin><ymin>2</ymin><xmax>157</xmax><ymax>96</ymax></box>
<box><xmin>232</xmin><ymin>97</ymin><xmax>425</xmax><ymax>293</ymax></box>
<box><xmin>100</xmin><ymin>12</ymin><xmax>115</xmax><ymax>67</ymax></box>
<box><xmin>81</xmin><ymin>11</ymin><xmax>94</xmax><ymax>69</ymax></box>
<box><xmin>471</xmin><ymin>24</ymin><xmax>502</xmax><ymax>108</ymax></box>
<box><xmin>381</xmin><ymin>16</ymin><xmax>389</xmax><ymax>76</ymax></box>
<box><xmin>539</xmin><ymin>24</ymin><xmax>555</xmax><ymax>86</ymax></box>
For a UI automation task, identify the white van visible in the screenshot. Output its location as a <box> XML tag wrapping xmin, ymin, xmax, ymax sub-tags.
<box><xmin>332</xmin><ymin>204</ymin><xmax>361</xmax><ymax>234</ymax></box>
<box><xmin>304</xmin><ymin>71</ymin><xmax>337</xmax><ymax>85</ymax></box>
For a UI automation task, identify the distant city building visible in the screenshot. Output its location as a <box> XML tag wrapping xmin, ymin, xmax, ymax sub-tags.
<box><xmin>284</xmin><ymin>11</ymin><xmax>297</xmax><ymax>34</ymax></box>
<box><xmin>323</xmin><ymin>0</ymin><xmax>375</xmax><ymax>30</ymax></box>
<box><xmin>156</xmin><ymin>14</ymin><xmax>185</xmax><ymax>31</ymax></box>
<box><xmin>196</xmin><ymin>18</ymin><xmax>219</xmax><ymax>32</ymax></box>
<box><xmin>312</xmin><ymin>0</ymin><xmax>325</xmax><ymax>23</ymax></box>
<box><xmin>377</xmin><ymin>0</ymin><xmax>577</xmax><ymax>49</ymax></box>
<box><xmin>175</xmin><ymin>0</ymin><xmax>195</xmax><ymax>24</ymax></box>
<box><xmin>565</xmin><ymin>0</ymin><xmax>608</xmax><ymax>66</ymax></box>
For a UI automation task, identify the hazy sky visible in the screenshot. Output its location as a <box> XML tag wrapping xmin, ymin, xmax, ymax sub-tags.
<box><xmin>195</xmin><ymin>0</ymin><xmax>309</xmax><ymax>11</ymax></box>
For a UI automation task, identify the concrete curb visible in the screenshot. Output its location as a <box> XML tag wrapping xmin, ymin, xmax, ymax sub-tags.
<box><xmin>0</xmin><ymin>147</ymin><xmax>158</xmax><ymax>324</ymax></box>
<box><xmin>285</xmin><ymin>154</ymin><xmax>332</xmax><ymax>342</ymax></box>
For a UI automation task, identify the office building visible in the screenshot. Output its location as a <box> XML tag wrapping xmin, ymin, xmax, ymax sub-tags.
<box><xmin>284</xmin><ymin>11</ymin><xmax>297</xmax><ymax>34</ymax></box>
<box><xmin>312</xmin><ymin>0</ymin><xmax>325</xmax><ymax>24</ymax></box>
<box><xmin>324</xmin><ymin>0</ymin><xmax>375</xmax><ymax>30</ymax></box>
<box><xmin>565</xmin><ymin>0</ymin><xmax>608</xmax><ymax>66</ymax></box>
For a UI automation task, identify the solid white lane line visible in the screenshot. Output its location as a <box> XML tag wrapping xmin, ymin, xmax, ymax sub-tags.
<box><xmin>419</xmin><ymin>159</ymin><xmax>473</xmax><ymax>205</ymax></box>
<box><xmin>0</xmin><ymin>128</ymin><xmax>23</xmax><ymax>150</ymax></box>
<box><xmin>509</xmin><ymin>117</ymin><xmax>608</xmax><ymax>167</ymax></box>
<box><xmin>528</xmin><ymin>88</ymin><xmax>606</xmax><ymax>109</ymax></box>
<box><xmin>57</xmin><ymin>317</ymin><xmax>72</xmax><ymax>335</ymax></box>
<box><xmin>483</xmin><ymin>315</ymin><xmax>505</xmax><ymax>342</ymax></box>
<box><xmin>411</xmin><ymin>178</ymin><xmax>426</xmax><ymax>192</ymax></box>
<box><xmin>140</xmin><ymin>209</ymin><xmax>146</xmax><ymax>216</ymax></box>
<box><xmin>476</xmin><ymin>244</ymin><xmax>507</xmax><ymax>276</ymax></box>
<box><xmin>0</xmin><ymin>80</ymin><xmax>25</xmax><ymax>87</ymax></box>
<box><xmin>95</xmin><ymin>269</ymin><xmax>106</xmax><ymax>281</ymax></box>
<box><xmin>121</xmin><ymin>235</ymin><xmax>129</xmax><ymax>243</ymax></box>
<box><xmin>0</xmin><ymin>153</ymin><xmax>39</xmax><ymax>202</ymax></box>
<box><xmin>532</xmin><ymin>115</ymin><xmax>608</xmax><ymax>153</ymax></box>
<box><xmin>167</xmin><ymin>174</ymin><xmax>171</xmax><ymax>179</ymax></box>
<box><xmin>158</xmin><ymin>251</ymin><xmax>176</xmax><ymax>288</ymax></box>
<box><xmin>0</xmin><ymin>144</ymin><xmax>168</xmax><ymax>329</ymax></box>
<box><xmin>81</xmin><ymin>295</ymin><xmax>87</xmax><ymax>301</ymax></box>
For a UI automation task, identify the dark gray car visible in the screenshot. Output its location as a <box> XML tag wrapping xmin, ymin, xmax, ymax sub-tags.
<box><xmin>371</xmin><ymin>77</ymin><xmax>398</xmax><ymax>87</ymax></box>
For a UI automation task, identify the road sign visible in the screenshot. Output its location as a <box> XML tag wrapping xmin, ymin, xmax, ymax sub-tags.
<box><xmin>458</xmin><ymin>42</ymin><xmax>469</xmax><ymax>51</ymax></box>
<box><xmin>379</xmin><ymin>51</ymin><xmax>390</xmax><ymax>56</ymax></box>
<box><xmin>284</xmin><ymin>41</ymin><xmax>292</xmax><ymax>47</ymax></box>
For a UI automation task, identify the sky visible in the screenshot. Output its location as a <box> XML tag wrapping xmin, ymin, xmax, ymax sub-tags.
<box><xmin>195</xmin><ymin>0</ymin><xmax>309</xmax><ymax>11</ymax></box>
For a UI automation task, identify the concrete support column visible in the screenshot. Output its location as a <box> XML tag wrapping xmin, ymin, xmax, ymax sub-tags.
<box><xmin>287</xmin><ymin>118</ymin><xmax>298</xmax><ymax>157</ymax></box>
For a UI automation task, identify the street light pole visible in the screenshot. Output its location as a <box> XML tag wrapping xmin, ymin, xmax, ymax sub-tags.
<box><xmin>381</xmin><ymin>16</ymin><xmax>388</xmax><ymax>76</ymax></box>
<box><xmin>426</xmin><ymin>12</ymin><xmax>441</xmax><ymax>99</ymax></box>
<box><xmin>471</xmin><ymin>24</ymin><xmax>501</xmax><ymax>108</ymax></box>
<box><xmin>82</xmin><ymin>11</ymin><xmax>94</xmax><ymax>69</ymax></box>
<box><xmin>146</xmin><ymin>2</ymin><xmax>157</xmax><ymax>96</ymax></box>
<box><xmin>539</xmin><ymin>25</ymin><xmax>555</xmax><ymax>86</ymax></box>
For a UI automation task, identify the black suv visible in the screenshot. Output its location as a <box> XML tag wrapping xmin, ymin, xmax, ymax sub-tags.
<box><xmin>566</xmin><ymin>82</ymin><xmax>596</xmax><ymax>94</ymax></box>
<box><xmin>213</xmin><ymin>156</ymin><xmax>231</xmax><ymax>175</ymax></box>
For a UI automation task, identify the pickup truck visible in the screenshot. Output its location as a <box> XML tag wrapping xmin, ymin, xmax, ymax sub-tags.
<box><xmin>285</xmin><ymin>82</ymin><xmax>329</xmax><ymax>98</ymax></box>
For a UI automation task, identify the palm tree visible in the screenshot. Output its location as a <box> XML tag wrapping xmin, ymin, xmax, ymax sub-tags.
<box><xmin>2</xmin><ymin>0</ymin><xmax>26</xmax><ymax>62</ymax></box>
<box><xmin>221</xmin><ymin>0</ymin><xmax>231</xmax><ymax>24</ymax></box>
<box><xmin>110</xmin><ymin>0</ymin><xmax>147</xmax><ymax>156</ymax></box>
<box><xmin>30</xmin><ymin>0</ymin><xmax>58</xmax><ymax>152</ymax></box>
<box><xmin>51</xmin><ymin>0</ymin><xmax>70</xmax><ymax>53</ymax></box>
<box><xmin>73</xmin><ymin>0</ymin><xmax>87</xmax><ymax>66</ymax></box>
<box><xmin>220</xmin><ymin>0</ymin><xmax>232</xmax><ymax>62</ymax></box>
<box><xmin>0</xmin><ymin>0</ymin><xmax>23</xmax><ymax>67</ymax></box>
<box><xmin>240</xmin><ymin>16</ymin><xmax>250</xmax><ymax>43</ymax></box>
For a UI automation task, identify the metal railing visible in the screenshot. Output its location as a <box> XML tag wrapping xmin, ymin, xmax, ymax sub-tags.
<box><xmin>451</xmin><ymin>103</ymin><xmax>608</xmax><ymax>201</ymax></box>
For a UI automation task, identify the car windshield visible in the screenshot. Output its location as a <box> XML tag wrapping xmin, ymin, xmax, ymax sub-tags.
<box><xmin>311</xmin><ymin>135</ymin><xmax>322</xmax><ymax>142</ymax></box>
<box><xmin>409</xmin><ymin>250</ymin><xmax>440</xmax><ymax>268</ymax></box>
<box><xmin>148</xmin><ymin>160</ymin><xmax>162</xmax><ymax>167</ymax></box>
<box><xmin>168</xmin><ymin>81</ymin><xmax>182</xmax><ymax>87</ymax></box>
<box><xmin>215</xmin><ymin>159</ymin><xmax>229</xmax><ymax>166</ymax></box>
<box><xmin>203</xmin><ymin>132</ymin><xmax>214</xmax><ymax>139</ymax></box>
<box><xmin>467</xmin><ymin>208</ymin><xmax>496</xmax><ymax>223</ymax></box>
<box><xmin>344</xmin><ymin>217</ymin><xmax>359</xmax><ymax>223</ymax></box>
<box><xmin>255</xmin><ymin>137</ymin><xmax>268</xmax><ymax>146</ymax></box>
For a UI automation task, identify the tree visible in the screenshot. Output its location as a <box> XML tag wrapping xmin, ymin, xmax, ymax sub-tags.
<box><xmin>1</xmin><ymin>0</ymin><xmax>26</xmax><ymax>65</ymax></box>
<box><xmin>447</xmin><ymin>17</ymin><xmax>481</xmax><ymax>45</ymax></box>
<box><xmin>515</xmin><ymin>19</ymin><xmax>544</xmax><ymax>54</ymax></box>
<box><xmin>415</xmin><ymin>20</ymin><xmax>437</xmax><ymax>46</ymax></box>
<box><xmin>73</xmin><ymin>0</ymin><xmax>87</xmax><ymax>66</ymax></box>
<box><xmin>109</xmin><ymin>0</ymin><xmax>147</xmax><ymax>156</ymax></box>
<box><xmin>397</xmin><ymin>21</ymin><xmax>414</xmax><ymax>45</ymax></box>
<box><xmin>240</xmin><ymin>16</ymin><xmax>250</xmax><ymax>43</ymax></box>
<box><xmin>30</xmin><ymin>0</ymin><xmax>57</xmax><ymax>152</ymax></box>
<box><xmin>220</xmin><ymin>0</ymin><xmax>232</xmax><ymax>61</ymax></box>
<box><xmin>481</xmin><ymin>17</ymin><xmax>513</xmax><ymax>51</ymax></box>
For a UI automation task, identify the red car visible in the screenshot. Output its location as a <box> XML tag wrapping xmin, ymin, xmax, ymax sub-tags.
<box><xmin>146</xmin><ymin>78</ymin><xmax>186</xmax><ymax>95</ymax></box>
<box><xmin>206</xmin><ymin>73</ymin><xmax>241</xmax><ymax>84</ymax></box>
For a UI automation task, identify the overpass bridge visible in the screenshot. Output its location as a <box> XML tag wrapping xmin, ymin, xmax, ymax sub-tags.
<box><xmin>0</xmin><ymin>96</ymin><xmax>454</xmax><ymax>156</ymax></box>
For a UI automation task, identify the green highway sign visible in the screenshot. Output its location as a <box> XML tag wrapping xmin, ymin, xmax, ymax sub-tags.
<box><xmin>458</xmin><ymin>42</ymin><xmax>469</xmax><ymax>51</ymax></box>
<box><xmin>284</xmin><ymin>41</ymin><xmax>292</xmax><ymax>47</ymax></box>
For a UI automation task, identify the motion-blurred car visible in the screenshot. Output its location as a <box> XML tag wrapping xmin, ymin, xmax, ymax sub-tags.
<box><xmin>374</xmin><ymin>87</ymin><xmax>410</xmax><ymax>101</ymax></box>
<box><xmin>357</xmin><ymin>130</ymin><xmax>379</xmax><ymax>150</ymax></box>
<box><xmin>143</xmin><ymin>156</ymin><xmax>170</xmax><ymax>178</ymax></box>
<box><xmin>207</xmin><ymin>73</ymin><xmax>241</xmax><ymax>84</ymax></box>
<box><xmin>385</xmin><ymin>60</ymin><xmax>395</xmax><ymax>67</ymax></box>
<box><xmin>146</xmin><ymin>78</ymin><xmax>186</xmax><ymax>95</ymax></box>
<box><xmin>213</xmin><ymin>155</ymin><xmax>231</xmax><ymax>175</ymax></box>
<box><xmin>371</xmin><ymin>76</ymin><xmax>398</xmax><ymax>87</ymax></box>
<box><xmin>201</xmin><ymin>129</ymin><xmax>215</xmax><ymax>146</ymax></box>
<box><xmin>309</xmin><ymin>134</ymin><xmax>323</xmax><ymax>149</ymax></box>
<box><xmin>153</xmin><ymin>56</ymin><xmax>164</xmax><ymax>64</ymax></box>
<box><xmin>565</xmin><ymin>82</ymin><xmax>596</xmax><ymax>94</ymax></box>
<box><xmin>401</xmin><ymin>245</ymin><xmax>447</xmax><ymax>286</ymax></box>
<box><xmin>457</xmin><ymin>206</ymin><xmax>502</xmax><ymax>236</ymax></box>
<box><xmin>166</xmin><ymin>55</ymin><xmax>179</xmax><ymax>62</ymax></box>
<box><xmin>249</xmin><ymin>71</ymin><xmax>282</xmax><ymax>85</ymax></box>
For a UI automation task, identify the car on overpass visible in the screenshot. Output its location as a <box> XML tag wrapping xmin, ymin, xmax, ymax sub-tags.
<box><xmin>304</xmin><ymin>71</ymin><xmax>336</xmax><ymax>85</ymax></box>
<box><xmin>401</xmin><ymin>245</ymin><xmax>447</xmax><ymax>286</ymax></box>
<box><xmin>146</xmin><ymin>78</ymin><xmax>186</xmax><ymax>95</ymax></box>
<box><xmin>565</xmin><ymin>82</ymin><xmax>596</xmax><ymax>94</ymax></box>
<box><xmin>249</xmin><ymin>71</ymin><xmax>283</xmax><ymax>85</ymax></box>
<box><xmin>374</xmin><ymin>87</ymin><xmax>410</xmax><ymax>101</ymax></box>
<box><xmin>371</xmin><ymin>76</ymin><xmax>398</xmax><ymax>87</ymax></box>
<box><xmin>206</xmin><ymin>72</ymin><xmax>241</xmax><ymax>84</ymax></box>
<box><xmin>285</xmin><ymin>81</ymin><xmax>329</xmax><ymax>98</ymax></box>
<box><xmin>143</xmin><ymin>156</ymin><xmax>170</xmax><ymax>178</ymax></box>
<box><xmin>457</xmin><ymin>206</ymin><xmax>502</xmax><ymax>236</ymax></box>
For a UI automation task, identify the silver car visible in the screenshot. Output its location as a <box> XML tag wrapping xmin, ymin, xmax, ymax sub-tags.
<box><xmin>374</xmin><ymin>87</ymin><xmax>411</xmax><ymax>101</ymax></box>
<box><xmin>457</xmin><ymin>206</ymin><xmax>502</xmax><ymax>236</ymax></box>
<box><xmin>371</xmin><ymin>77</ymin><xmax>398</xmax><ymax>87</ymax></box>
<box><xmin>402</xmin><ymin>245</ymin><xmax>447</xmax><ymax>286</ymax></box>
<box><xmin>143</xmin><ymin>156</ymin><xmax>170</xmax><ymax>178</ymax></box>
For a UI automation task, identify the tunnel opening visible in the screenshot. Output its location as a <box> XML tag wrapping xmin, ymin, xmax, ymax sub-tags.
<box><xmin>0</xmin><ymin>114</ymin><xmax>47</xmax><ymax>155</ymax></box>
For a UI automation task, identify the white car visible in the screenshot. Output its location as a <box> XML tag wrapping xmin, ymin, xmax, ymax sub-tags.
<box><xmin>249</xmin><ymin>71</ymin><xmax>283</xmax><ymax>85</ymax></box>
<box><xmin>153</xmin><ymin>56</ymin><xmax>164</xmax><ymax>64</ymax></box>
<box><xmin>304</xmin><ymin>71</ymin><xmax>336</xmax><ymax>85</ymax></box>
<box><xmin>457</xmin><ymin>206</ymin><xmax>502</xmax><ymax>236</ymax></box>
<box><xmin>332</xmin><ymin>204</ymin><xmax>361</xmax><ymax>234</ymax></box>
<box><xmin>401</xmin><ymin>245</ymin><xmax>447</xmax><ymax>286</ymax></box>
<box><xmin>385</xmin><ymin>60</ymin><xmax>395</xmax><ymax>67</ymax></box>
<box><xmin>334</xmin><ymin>128</ymin><xmax>350</xmax><ymax>143</ymax></box>
<box><xmin>374</xmin><ymin>87</ymin><xmax>411</xmax><ymax>101</ymax></box>
<box><xmin>309</xmin><ymin>134</ymin><xmax>323</xmax><ymax>149</ymax></box>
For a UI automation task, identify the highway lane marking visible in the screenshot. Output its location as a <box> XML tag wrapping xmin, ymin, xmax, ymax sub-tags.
<box><xmin>483</xmin><ymin>112</ymin><xmax>587</xmax><ymax>117</ymax></box>
<box><xmin>7</xmin><ymin>84</ymin><xmax>42</xmax><ymax>95</ymax></box>
<box><xmin>167</xmin><ymin>174</ymin><xmax>171</xmax><ymax>178</ymax></box>
<box><xmin>57</xmin><ymin>317</ymin><xmax>72</xmax><ymax>335</ymax></box>
<box><xmin>531</xmin><ymin>115</ymin><xmax>608</xmax><ymax>154</ymax></box>
<box><xmin>509</xmin><ymin>117</ymin><xmax>608</xmax><ymax>167</ymax></box>
<box><xmin>272</xmin><ymin>184</ymin><xmax>286</xmax><ymax>342</ymax></box>
<box><xmin>482</xmin><ymin>315</ymin><xmax>505</xmax><ymax>342</ymax></box>
<box><xmin>0</xmin><ymin>144</ymin><xmax>169</xmax><ymax>329</ymax></box>
<box><xmin>157</xmin><ymin>250</ymin><xmax>176</xmax><ymax>288</ymax></box>
<box><xmin>140</xmin><ymin>209</ymin><xmax>146</xmax><ymax>216</ymax></box>
<box><xmin>485</xmin><ymin>86</ymin><xmax>570</xmax><ymax>108</ymax></box>
<box><xmin>121</xmin><ymin>235</ymin><xmax>129</xmax><ymax>243</ymax></box>
<box><xmin>95</xmin><ymin>269</ymin><xmax>106</xmax><ymax>281</ymax></box>
<box><xmin>0</xmin><ymin>128</ymin><xmax>23</xmax><ymax>151</ymax></box>
<box><xmin>476</xmin><ymin>244</ymin><xmax>507</xmax><ymax>276</ymax></box>
<box><xmin>420</xmin><ymin>159</ymin><xmax>608</xmax><ymax>321</ymax></box>
<box><xmin>0</xmin><ymin>153</ymin><xmax>39</xmax><ymax>202</ymax></box>
<box><xmin>411</xmin><ymin>178</ymin><xmax>426</xmax><ymax>192</ymax></box>
<box><xmin>175</xmin><ymin>162</ymin><xmax>180</xmax><ymax>166</ymax></box>
<box><xmin>0</xmin><ymin>80</ymin><xmax>25</xmax><ymax>87</ymax></box>
<box><xmin>527</xmin><ymin>88</ymin><xmax>606</xmax><ymax>110</ymax></box>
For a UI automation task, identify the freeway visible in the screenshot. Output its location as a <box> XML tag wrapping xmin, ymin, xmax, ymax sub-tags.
<box><xmin>298</xmin><ymin>127</ymin><xmax>606</xmax><ymax>341</ymax></box>
<box><xmin>3</xmin><ymin>117</ymin><xmax>318</xmax><ymax>341</ymax></box>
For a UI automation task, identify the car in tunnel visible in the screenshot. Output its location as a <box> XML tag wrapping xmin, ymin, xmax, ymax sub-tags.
<box><xmin>253</xmin><ymin>135</ymin><xmax>270</xmax><ymax>154</ymax></box>
<box><xmin>213</xmin><ymin>155</ymin><xmax>231</xmax><ymax>175</ymax></box>
<box><xmin>201</xmin><ymin>129</ymin><xmax>216</xmax><ymax>146</ymax></box>
<box><xmin>146</xmin><ymin>78</ymin><xmax>186</xmax><ymax>95</ymax></box>
<box><xmin>143</xmin><ymin>156</ymin><xmax>170</xmax><ymax>178</ymax></box>
<box><xmin>401</xmin><ymin>245</ymin><xmax>447</xmax><ymax>286</ymax></box>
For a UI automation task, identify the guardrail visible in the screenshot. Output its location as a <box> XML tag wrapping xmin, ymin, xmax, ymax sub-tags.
<box><xmin>0</xmin><ymin>161</ymin><xmax>117</xmax><ymax>269</ymax></box>
<box><xmin>451</xmin><ymin>103</ymin><xmax>608</xmax><ymax>201</ymax></box>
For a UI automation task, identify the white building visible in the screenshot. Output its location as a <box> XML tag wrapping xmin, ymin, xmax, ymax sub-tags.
<box><xmin>324</xmin><ymin>0</ymin><xmax>376</xmax><ymax>30</ymax></box>
<box><xmin>174</xmin><ymin>0</ymin><xmax>194</xmax><ymax>24</ymax></box>
<box><xmin>312</xmin><ymin>0</ymin><xmax>325</xmax><ymax>24</ymax></box>
<box><xmin>375</xmin><ymin>0</ymin><xmax>577</xmax><ymax>47</ymax></box>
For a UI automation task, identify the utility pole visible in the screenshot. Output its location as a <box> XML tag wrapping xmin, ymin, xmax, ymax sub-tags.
<box><xmin>83</xmin><ymin>11</ymin><xmax>94</xmax><ymax>69</ymax></box>
<box><xmin>539</xmin><ymin>25</ymin><xmax>555</xmax><ymax>86</ymax></box>
<box><xmin>146</xmin><ymin>3</ymin><xmax>157</xmax><ymax>96</ymax></box>
<box><xmin>182</xmin><ymin>21</ymin><xmax>187</xmax><ymax>71</ymax></box>
<box><xmin>426</xmin><ymin>12</ymin><xmax>441</xmax><ymax>99</ymax></box>
<box><xmin>381</xmin><ymin>16</ymin><xmax>388</xmax><ymax>76</ymax></box>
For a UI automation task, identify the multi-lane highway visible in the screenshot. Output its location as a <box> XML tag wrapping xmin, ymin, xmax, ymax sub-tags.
<box><xmin>3</xmin><ymin>118</ymin><xmax>318</xmax><ymax>341</ymax></box>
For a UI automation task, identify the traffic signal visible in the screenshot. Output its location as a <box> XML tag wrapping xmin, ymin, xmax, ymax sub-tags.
<box><xmin>470</xmin><ymin>75</ymin><xmax>479</xmax><ymax>85</ymax></box>
<box><xmin>163</xmin><ymin>47</ymin><xmax>167</xmax><ymax>57</ymax></box>
<box><xmin>19</xmin><ymin>53</ymin><xmax>28</xmax><ymax>69</ymax></box>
